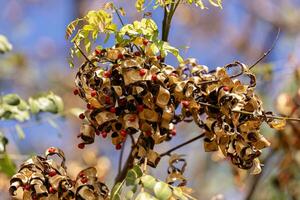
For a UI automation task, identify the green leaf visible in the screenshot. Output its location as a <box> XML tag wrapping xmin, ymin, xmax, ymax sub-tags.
<box><xmin>153</xmin><ymin>181</ymin><xmax>172</xmax><ymax>200</ymax></box>
<box><xmin>135</xmin><ymin>0</ymin><xmax>145</xmax><ymax>12</ymax></box>
<box><xmin>135</xmin><ymin>192</ymin><xmax>158</xmax><ymax>200</ymax></box>
<box><xmin>15</xmin><ymin>124</ymin><xmax>25</xmax><ymax>140</ymax></box>
<box><xmin>0</xmin><ymin>153</ymin><xmax>16</xmax><ymax>177</ymax></box>
<box><xmin>209</xmin><ymin>0</ymin><xmax>223</xmax><ymax>8</ymax></box>
<box><xmin>125</xmin><ymin>190</ymin><xmax>134</xmax><ymax>200</ymax></box>
<box><xmin>111</xmin><ymin>180</ymin><xmax>125</xmax><ymax>200</ymax></box>
<box><xmin>0</xmin><ymin>35</ymin><xmax>12</xmax><ymax>54</ymax></box>
<box><xmin>141</xmin><ymin>175</ymin><xmax>157</xmax><ymax>190</ymax></box>
<box><xmin>2</xmin><ymin>94</ymin><xmax>20</xmax><ymax>106</ymax></box>
<box><xmin>126</xmin><ymin>169</ymin><xmax>138</xmax><ymax>186</ymax></box>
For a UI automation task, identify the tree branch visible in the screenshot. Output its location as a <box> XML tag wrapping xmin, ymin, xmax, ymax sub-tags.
<box><xmin>160</xmin><ymin>133</ymin><xmax>205</xmax><ymax>157</ymax></box>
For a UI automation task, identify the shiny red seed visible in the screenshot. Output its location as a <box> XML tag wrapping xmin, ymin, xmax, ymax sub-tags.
<box><xmin>48</xmin><ymin>147</ymin><xmax>56</xmax><ymax>153</ymax></box>
<box><xmin>145</xmin><ymin>130</ymin><xmax>152</xmax><ymax>136</ymax></box>
<box><xmin>105</xmin><ymin>96</ymin><xmax>111</xmax><ymax>104</ymax></box>
<box><xmin>95</xmin><ymin>130</ymin><xmax>101</xmax><ymax>136</ymax></box>
<box><xmin>151</xmin><ymin>74</ymin><xmax>157</xmax><ymax>81</ymax></box>
<box><xmin>118</xmin><ymin>54</ymin><xmax>124</xmax><ymax>60</ymax></box>
<box><xmin>95</xmin><ymin>49</ymin><xmax>101</xmax><ymax>55</ymax></box>
<box><xmin>73</xmin><ymin>89</ymin><xmax>79</xmax><ymax>95</ymax></box>
<box><xmin>78</xmin><ymin>143</ymin><xmax>85</xmax><ymax>149</ymax></box>
<box><xmin>79</xmin><ymin>172</ymin><xmax>85</xmax><ymax>178</ymax></box>
<box><xmin>103</xmin><ymin>71</ymin><xmax>111</xmax><ymax>78</ymax></box>
<box><xmin>48</xmin><ymin>170</ymin><xmax>57</xmax><ymax>177</ymax></box>
<box><xmin>86</xmin><ymin>103</ymin><xmax>93</xmax><ymax>110</ymax></box>
<box><xmin>81</xmin><ymin>177</ymin><xmax>88</xmax><ymax>184</ymax></box>
<box><xmin>134</xmin><ymin>52</ymin><xmax>141</xmax><ymax>56</ymax></box>
<box><xmin>119</xmin><ymin>98</ymin><xmax>127</xmax><ymax>106</ymax></box>
<box><xmin>91</xmin><ymin>90</ymin><xmax>97</xmax><ymax>97</ymax></box>
<box><xmin>23</xmin><ymin>184</ymin><xmax>31</xmax><ymax>191</ymax></box>
<box><xmin>79</xmin><ymin>113</ymin><xmax>85</xmax><ymax>120</ymax></box>
<box><xmin>110</xmin><ymin>107</ymin><xmax>116</xmax><ymax>113</ymax></box>
<box><xmin>143</xmin><ymin>39</ymin><xmax>149</xmax><ymax>46</ymax></box>
<box><xmin>139</xmin><ymin>69</ymin><xmax>146</xmax><ymax>76</ymax></box>
<box><xmin>137</xmin><ymin>105</ymin><xmax>144</xmax><ymax>112</ymax></box>
<box><xmin>120</xmin><ymin>130</ymin><xmax>127</xmax><ymax>137</ymax></box>
<box><xmin>171</xmin><ymin>129</ymin><xmax>176</xmax><ymax>136</ymax></box>
<box><xmin>223</xmin><ymin>86</ymin><xmax>230</xmax><ymax>91</ymax></box>
<box><xmin>181</xmin><ymin>100</ymin><xmax>190</xmax><ymax>108</ymax></box>
<box><xmin>49</xmin><ymin>187</ymin><xmax>56</xmax><ymax>194</ymax></box>
<box><xmin>101</xmin><ymin>131</ymin><xmax>108</xmax><ymax>138</ymax></box>
<box><xmin>116</xmin><ymin>143</ymin><xmax>122</xmax><ymax>150</ymax></box>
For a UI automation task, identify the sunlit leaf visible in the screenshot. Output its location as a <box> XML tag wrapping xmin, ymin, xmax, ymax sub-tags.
<box><xmin>0</xmin><ymin>35</ymin><xmax>12</xmax><ymax>54</ymax></box>
<box><xmin>15</xmin><ymin>124</ymin><xmax>25</xmax><ymax>139</ymax></box>
<box><xmin>0</xmin><ymin>153</ymin><xmax>16</xmax><ymax>177</ymax></box>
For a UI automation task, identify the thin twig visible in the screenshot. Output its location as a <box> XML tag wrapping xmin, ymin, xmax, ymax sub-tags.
<box><xmin>245</xmin><ymin>149</ymin><xmax>277</xmax><ymax>200</ymax></box>
<box><xmin>197</xmin><ymin>102</ymin><xmax>300</xmax><ymax>122</ymax></box>
<box><xmin>113</xmin><ymin>6</ymin><xmax>125</xmax><ymax>26</ymax></box>
<box><xmin>160</xmin><ymin>133</ymin><xmax>205</xmax><ymax>157</ymax></box>
<box><xmin>118</xmin><ymin>140</ymin><xmax>126</xmax><ymax>175</ymax></box>
<box><xmin>249</xmin><ymin>28</ymin><xmax>280</xmax><ymax>70</ymax></box>
<box><xmin>74</xmin><ymin>43</ymin><xmax>97</xmax><ymax>68</ymax></box>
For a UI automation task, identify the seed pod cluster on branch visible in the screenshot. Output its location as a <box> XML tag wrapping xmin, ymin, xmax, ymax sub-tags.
<box><xmin>9</xmin><ymin>147</ymin><xmax>109</xmax><ymax>200</ymax></box>
<box><xmin>72</xmin><ymin>39</ymin><xmax>282</xmax><ymax>173</ymax></box>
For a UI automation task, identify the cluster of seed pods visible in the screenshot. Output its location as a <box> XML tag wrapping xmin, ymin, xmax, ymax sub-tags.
<box><xmin>9</xmin><ymin>147</ymin><xmax>109</xmax><ymax>200</ymax></box>
<box><xmin>73</xmin><ymin>41</ymin><xmax>275</xmax><ymax>172</ymax></box>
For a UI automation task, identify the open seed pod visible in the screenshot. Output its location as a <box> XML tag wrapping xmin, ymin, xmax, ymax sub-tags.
<box><xmin>9</xmin><ymin>147</ymin><xmax>109</xmax><ymax>200</ymax></box>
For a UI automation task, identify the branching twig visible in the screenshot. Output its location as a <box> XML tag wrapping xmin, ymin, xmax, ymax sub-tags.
<box><xmin>160</xmin><ymin>133</ymin><xmax>205</xmax><ymax>157</ymax></box>
<box><xmin>249</xmin><ymin>28</ymin><xmax>280</xmax><ymax>70</ymax></box>
<box><xmin>118</xmin><ymin>140</ymin><xmax>126</xmax><ymax>175</ymax></box>
<box><xmin>74</xmin><ymin>43</ymin><xmax>97</xmax><ymax>68</ymax></box>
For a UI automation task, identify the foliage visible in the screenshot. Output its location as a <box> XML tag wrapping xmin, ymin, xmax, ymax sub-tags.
<box><xmin>0</xmin><ymin>34</ymin><xmax>12</xmax><ymax>54</ymax></box>
<box><xmin>0</xmin><ymin>92</ymin><xmax>63</xmax><ymax>122</ymax></box>
<box><xmin>135</xmin><ymin>0</ymin><xmax>222</xmax><ymax>11</ymax></box>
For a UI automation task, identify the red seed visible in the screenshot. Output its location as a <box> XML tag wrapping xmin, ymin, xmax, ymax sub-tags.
<box><xmin>181</xmin><ymin>100</ymin><xmax>190</xmax><ymax>108</ymax></box>
<box><xmin>134</xmin><ymin>52</ymin><xmax>141</xmax><ymax>56</ymax></box>
<box><xmin>139</xmin><ymin>69</ymin><xmax>146</xmax><ymax>76</ymax></box>
<box><xmin>119</xmin><ymin>98</ymin><xmax>127</xmax><ymax>106</ymax></box>
<box><xmin>120</xmin><ymin>130</ymin><xmax>127</xmax><ymax>137</ymax></box>
<box><xmin>109</xmin><ymin>107</ymin><xmax>116</xmax><ymax>113</ymax></box>
<box><xmin>101</xmin><ymin>131</ymin><xmax>108</xmax><ymax>138</ymax></box>
<box><xmin>48</xmin><ymin>147</ymin><xmax>56</xmax><ymax>153</ymax></box>
<box><xmin>79</xmin><ymin>172</ymin><xmax>85</xmax><ymax>178</ymax></box>
<box><xmin>145</xmin><ymin>130</ymin><xmax>152</xmax><ymax>136</ymax></box>
<box><xmin>137</xmin><ymin>105</ymin><xmax>144</xmax><ymax>112</ymax></box>
<box><xmin>91</xmin><ymin>90</ymin><xmax>97</xmax><ymax>97</ymax></box>
<box><xmin>95</xmin><ymin>130</ymin><xmax>101</xmax><ymax>136</ymax></box>
<box><xmin>118</xmin><ymin>54</ymin><xmax>124</xmax><ymax>60</ymax></box>
<box><xmin>73</xmin><ymin>89</ymin><xmax>79</xmax><ymax>95</ymax></box>
<box><xmin>103</xmin><ymin>71</ymin><xmax>111</xmax><ymax>78</ymax></box>
<box><xmin>170</xmin><ymin>129</ymin><xmax>176</xmax><ymax>136</ymax></box>
<box><xmin>23</xmin><ymin>184</ymin><xmax>31</xmax><ymax>191</ymax></box>
<box><xmin>156</xmin><ymin>55</ymin><xmax>162</xmax><ymax>61</ymax></box>
<box><xmin>116</xmin><ymin>143</ymin><xmax>122</xmax><ymax>150</ymax></box>
<box><xmin>143</xmin><ymin>39</ymin><xmax>149</xmax><ymax>46</ymax></box>
<box><xmin>79</xmin><ymin>113</ymin><xmax>85</xmax><ymax>120</ymax></box>
<box><xmin>105</xmin><ymin>96</ymin><xmax>111</xmax><ymax>104</ymax></box>
<box><xmin>95</xmin><ymin>49</ymin><xmax>101</xmax><ymax>55</ymax></box>
<box><xmin>78</xmin><ymin>143</ymin><xmax>85</xmax><ymax>149</ymax></box>
<box><xmin>48</xmin><ymin>170</ymin><xmax>57</xmax><ymax>177</ymax></box>
<box><xmin>151</xmin><ymin>74</ymin><xmax>157</xmax><ymax>81</ymax></box>
<box><xmin>81</xmin><ymin>177</ymin><xmax>88</xmax><ymax>184</ymax></box>
<box><xmin>86</xmin><ymin>103</ymin><xmax>93</xmax><ymax>110</ymax></box>
<box><xmin>49</xmin><ymin>187</ymin><xmax>56</xmax><ymax>194</ymax></box>
<box><xmin>223</xmin><ymin>86</ymin><xmax>230</xmax><ymax>91</ymax></box>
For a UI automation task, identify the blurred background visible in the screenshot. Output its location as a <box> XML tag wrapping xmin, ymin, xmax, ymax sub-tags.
<box><xmin>0</xmin><ymin>0</ymin><xmax>300</xmax><ymax>199</ymax></box>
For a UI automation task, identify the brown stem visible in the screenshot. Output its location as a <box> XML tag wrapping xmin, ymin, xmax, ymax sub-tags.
<box><xmin>160</xmin><ymin>133</ymin><xmax>205</xmax><ymax>157</ymax></box>
<box><xmin>114</xmin><ymin>146</ymin><xmax>135</xmax><ymax>183</ymax></box>
<box><xmin>245</xmin><ymin>149</ymin><xmax>277</xmax><ymax>200</ymax></box>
